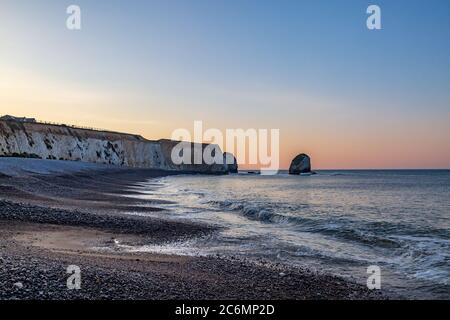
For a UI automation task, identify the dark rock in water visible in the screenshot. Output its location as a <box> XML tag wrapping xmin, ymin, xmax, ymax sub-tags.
<box><xmin>289</xmin><ymin>154</ymin><xmax>311</xmax><ymax>175</ymax></box>
<box><xmin>223</xmin><ymin>152</ymin><xmax>238</xmax><ymax>173</ymax></box>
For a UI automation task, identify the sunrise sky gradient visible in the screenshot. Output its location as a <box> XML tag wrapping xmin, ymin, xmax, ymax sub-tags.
<box><xmin>1</xmin><ymin>0</ymin><xmax>450</xmax><ymax>169</ymax></box>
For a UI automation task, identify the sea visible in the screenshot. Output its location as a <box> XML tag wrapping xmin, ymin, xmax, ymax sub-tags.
<box><xmin>126</xmin><ymin>170</ymin><xmax>450</xmax><ymax>299</ymax></box>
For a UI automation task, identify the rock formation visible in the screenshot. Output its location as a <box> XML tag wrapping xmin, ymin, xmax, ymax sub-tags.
<box><xmin>289</xmin><ymin>153</ymin><xmax>312</xmax><ymax>175</ymax></box>
<box><xmin>223</xmin><ymin>152</ymin><xmax>238</xmax><ymax>173</ymax></box>
<box><xmin>0</xmin><ymin>118</ymin><xmax>233</xmax><ymax>174</ymax></box>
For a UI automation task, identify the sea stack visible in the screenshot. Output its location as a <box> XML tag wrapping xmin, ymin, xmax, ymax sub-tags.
<box><xmin>223</xmin><ymin>152</ymin><xmax>238</xmax><ymax>173</ymax></box>
<box><xmin>289</xmin><ymin>153</ymin><xmax>312</xmax><ymax>175</ymax></box>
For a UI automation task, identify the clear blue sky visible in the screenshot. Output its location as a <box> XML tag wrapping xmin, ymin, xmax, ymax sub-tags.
<box><xmin>1</xmin><ymin>0</ymin><xmax>450</xmax><ymax>168</ymax></box>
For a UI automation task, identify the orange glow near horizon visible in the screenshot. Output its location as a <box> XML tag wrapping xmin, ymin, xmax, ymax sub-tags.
<box><xmin>1</xmin><ymin>68</ymin><xmax>449</xmax><ymax>170</ymax></box>
<box><xmin>1</xmin><ymin>107</ymin><xmax>449</xmax><ymax>170</ymax></box>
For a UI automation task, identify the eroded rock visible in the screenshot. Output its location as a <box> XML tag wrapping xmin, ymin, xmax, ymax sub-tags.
<box><xmin>223</xmin><ymin>152</ymin><xmax>238</xmax><ymax>174</ymax></box>
<box><xmin>289</xmin><ymin>154</ymin><xmax>311</xmax><ymax>175</ymax></box>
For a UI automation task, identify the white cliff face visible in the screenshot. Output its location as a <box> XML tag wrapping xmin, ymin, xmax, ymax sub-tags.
<box><xmin>0</xmin><ymin>120</ymin><xmax>164</xmax><ymax>168</ymax></box>
<box><xmin>0</xmin><ymin>120</ymin><xmax>227</xmax><ymax>173</ymax></box>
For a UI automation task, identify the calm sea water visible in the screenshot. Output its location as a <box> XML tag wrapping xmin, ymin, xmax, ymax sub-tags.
<box><xmin>129</xmin><ymin>170</ymin><xmax>450</xmax><ymax>299</ymax></box>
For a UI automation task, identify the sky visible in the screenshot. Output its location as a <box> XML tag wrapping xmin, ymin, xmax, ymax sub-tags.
<box><xmin>1</xmin><ymin>0</ymin><xmax>450</xmax><ymax>169</ymax></box>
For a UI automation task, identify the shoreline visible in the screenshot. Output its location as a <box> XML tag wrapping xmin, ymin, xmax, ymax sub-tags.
<box><xmin>0</xmin><ymin>163</ymin><xmax>383</xmax><ymax>300</ymax></box>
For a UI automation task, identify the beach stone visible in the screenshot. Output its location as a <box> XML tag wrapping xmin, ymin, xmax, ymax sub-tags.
<box><xmin>223</xmin><ymin>152</ymin><xmax>238</xmax><ymax>173</ymax></box>
<box><xmin>13</xmin><ymin>282</ymin><xmax>23</xmax><ymax>289</ymax></box>
<box><xmin>289</xmin><ymin>154</ymin><xmax>311</xmax><ymax>175</ymax></box>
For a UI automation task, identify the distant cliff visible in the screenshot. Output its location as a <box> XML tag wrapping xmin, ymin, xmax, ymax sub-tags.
<box><xmin>0</xmin><ymin>119</ymin><xmax>230</xmax><ymax>174</ymax></box>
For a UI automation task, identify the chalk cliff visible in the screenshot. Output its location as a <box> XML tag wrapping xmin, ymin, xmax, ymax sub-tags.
<box><xmin>223</xmin><ymin>152</ymin><xmax>238</xmax><ymax>173</ymax></box>
<box><xmin>0</xmin><ymin>119</ymin><xmax>231</xmax><ymax>174</ymax></box>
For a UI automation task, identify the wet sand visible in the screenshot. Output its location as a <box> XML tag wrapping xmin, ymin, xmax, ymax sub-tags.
<box><xmin>0</xmin><ymin>167</ymin><xmax>383</xmax><ymax>300</ymax></box>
